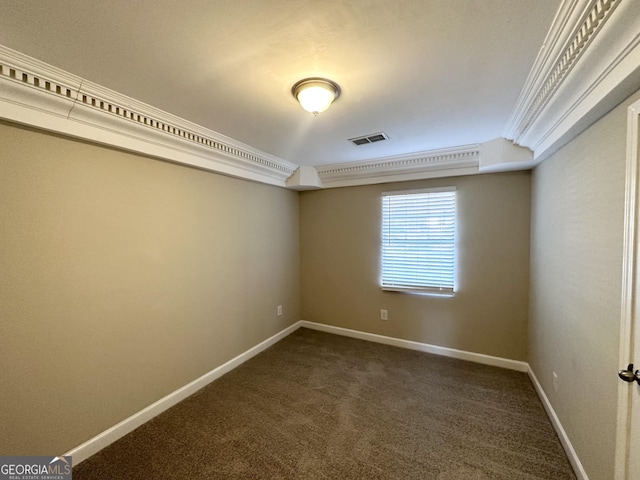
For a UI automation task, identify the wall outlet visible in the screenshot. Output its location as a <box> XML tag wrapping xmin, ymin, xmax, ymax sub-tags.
<box><xmin>380</xmin><ymin>309</ymin><xmax>388</xmax><ymax>321</ymax></box>
<box><xmin>277</xmin><ymin>305</ymin><xmax>283</xmax><ymax>316</ymax></box>
<box><xmin>552</xmin><ymin>371</ymin><xmax>558</xmax><ymax>392</ymax></box>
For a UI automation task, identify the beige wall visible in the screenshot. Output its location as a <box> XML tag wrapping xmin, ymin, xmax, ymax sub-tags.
<box><xmin>300</xmin><ymin>171</ymin><xmax>531</xmax><ymax>361</ymax></box>
<box><xmin>5</xmin><ymin>83</ymin><xmax>634</xmax><ymax>475</ymax></box>
<box><xmin>529</xmin><ymin>90</ymin><xmax>640</xmax><ymax>479</ymax></box>
<box><xmin>0</xmin><ymin>122</ymin><xmax>300</xmax><ymax>455</ymax></box>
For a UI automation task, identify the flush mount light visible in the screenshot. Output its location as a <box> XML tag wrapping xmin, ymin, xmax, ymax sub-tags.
<box><xmin>291</xmin><ymin>77</ymin><xmax>341</xmax><ymax>116</ymax></box>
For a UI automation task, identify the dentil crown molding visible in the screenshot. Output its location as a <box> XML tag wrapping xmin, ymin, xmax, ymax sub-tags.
<box><xmin>504</xmin><ymin>0</ymin><xmax>640</xmax><ymax>161</ymax></box>
<box><xmin>315</xmin><ymin>146</ymin><xmax>481</xmax><ymax>188</ymax></box>
<box><xmin>1</xmin><ymin>0</ymin><xmax>638</xmax><ymax>190</ymax></box>
<box><xmin>0</xmin><ymin>45</ymin><xmax>298</xmax><ymax>187</ymax></box>
<box><xmin>0</xmin><ymin>44</ymin><xmax>486</xmax><ymax>189</ymax></box>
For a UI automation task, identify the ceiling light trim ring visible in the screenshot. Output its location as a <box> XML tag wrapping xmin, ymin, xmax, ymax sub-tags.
<box><xmin>291</xmin><ymin>77</ymin><xmax>341</xmax><ymax>115</ymax></box>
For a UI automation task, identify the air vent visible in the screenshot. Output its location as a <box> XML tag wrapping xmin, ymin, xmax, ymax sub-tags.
<box><xmin>349</xmin><ymin>132</ymin><xmax>389</xmax><ymax>146</ymax></box>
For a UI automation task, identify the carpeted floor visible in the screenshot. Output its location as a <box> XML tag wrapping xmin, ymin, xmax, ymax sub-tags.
<box><xmin>73</xmin><ymin>328</ymin><xmax>576</xmax><ymax>479</ymax></box>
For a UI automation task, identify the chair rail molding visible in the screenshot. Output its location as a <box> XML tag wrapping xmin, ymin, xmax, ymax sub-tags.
<box><xmin>0</xmin><ymin>45</ymin><xmax>298</xmax><ymax>187</ymax></box>
<box><xmin>504</xmin><ymin>0</ymin><xmax>640</xmax><ymax>162</ymax></box>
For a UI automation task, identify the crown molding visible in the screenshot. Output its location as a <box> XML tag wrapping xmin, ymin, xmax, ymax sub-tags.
<box><xmin>4</xmin><ymin>0</ymin><xmax>638</xmax><ymax>192</ymax></box>
<box><xmin>504</xmin><ymin>0</ymin><xmax>640</xmax><ymax>161</ymax></box>
<box><xmin>0</xmin><ymin>45</ymin><xmax>298</xmax><ymax>187</ymax></box>
<box><xmin>316</xmin><ymin>145</ymin><xmax>480</xmax><ymax>188</ymax></box>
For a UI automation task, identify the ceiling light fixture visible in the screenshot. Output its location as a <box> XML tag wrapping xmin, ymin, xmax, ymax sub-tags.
<box><xmin>291</xmin><ymin>77</ymin><xmax>341</xmax><ymax>116</ymax></box>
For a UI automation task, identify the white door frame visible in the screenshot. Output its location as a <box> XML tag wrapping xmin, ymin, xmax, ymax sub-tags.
<box><xmin>615</xmin><ymin>98</ymin><xmax>640</xmax><ymax>480</ymax></box>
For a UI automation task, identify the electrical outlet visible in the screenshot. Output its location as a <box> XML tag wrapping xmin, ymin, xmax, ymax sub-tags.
<box><xmin>552</xmin><ymin>371</ymin><xmax>558</xmax><ymax>392</ymax></box>
<box><xmin>380</xmin><ymin>309</ymin><xmax>388</xmax><ymax>321</ymax></box>
<box><xmin>277</xmin><ymin>305</ymin><xmax>283</xmax><ymax>316</ymax></box>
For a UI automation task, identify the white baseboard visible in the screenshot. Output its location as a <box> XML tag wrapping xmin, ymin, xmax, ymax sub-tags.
<box><xmin>66</xmin><ymin>318</ymin><xmax>583</xmax><ymax>480</ymax></box>
<box><xmin>65</xmin><ymin>321</ymin><xmax>301</xmax><ymax>465</ymax></box>
<box><xmin>299</xmin><ymin>320</ymin><xmax>529</xmax><ymax>372</ymax></box>
<box><xmin>528</xmin><ymin>367</ymin><xmax>588</xmax><ymax>480</ymax></box>
<box><xmin>302</xmin><ymin>321</ymin><xmax>584</xmax><ymax>478</ymax></box>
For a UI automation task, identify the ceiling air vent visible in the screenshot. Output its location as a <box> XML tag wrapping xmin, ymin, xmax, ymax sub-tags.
<box><xmin>349</xmin><ymin>132</ymin><xmax>389</xmax><ymax>146</ymax></box>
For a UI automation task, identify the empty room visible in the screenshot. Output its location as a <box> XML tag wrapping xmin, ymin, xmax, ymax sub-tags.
<box><xmin>1</xmin><ymin>1</ymin><xmax>640</xmax><ymax>479</ymax></box>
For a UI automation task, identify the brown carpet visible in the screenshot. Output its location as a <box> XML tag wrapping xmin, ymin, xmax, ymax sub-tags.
<box><xmin>73</xmin><ymin>328</ymin><xmax>576</xmax><ymax>479</ymax></box>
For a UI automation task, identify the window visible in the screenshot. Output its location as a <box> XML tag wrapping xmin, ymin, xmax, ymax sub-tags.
<box><xmin>381</xmin><ymin>187</ymin><xmax>456</xmax><ymax>295</ymax></box>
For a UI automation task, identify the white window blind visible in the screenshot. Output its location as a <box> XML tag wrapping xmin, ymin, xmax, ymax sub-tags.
<box><xmin>381</xmin><ymin>187</ymin><xmax>456</xmax><ymax>295</ymax></box>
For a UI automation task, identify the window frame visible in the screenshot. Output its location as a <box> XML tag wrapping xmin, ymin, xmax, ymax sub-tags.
<box><xmin>380</xmin><ymin>186</ymin><xmax>456</xmax><ymax>297</ymax></box>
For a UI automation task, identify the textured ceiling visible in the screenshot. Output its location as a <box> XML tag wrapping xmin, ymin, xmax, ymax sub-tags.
<box><xmin>0</xmin><ymin>0</ymin><xmax>560</xmax><ymax>167</ymax></box>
